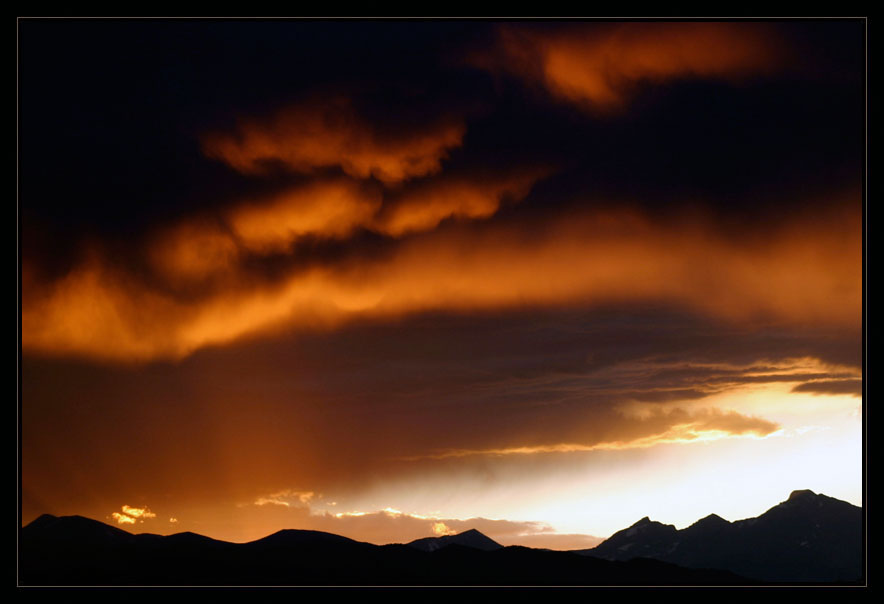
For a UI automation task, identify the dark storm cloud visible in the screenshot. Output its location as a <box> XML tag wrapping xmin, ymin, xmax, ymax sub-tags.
<box><xmin>20</xmin><ymin>20</ymin><xmax>861</xmax><ymax>256</ymax></box>
<box><xmin>18</xmin><ymin>20</ymin><xmax>491</xmax><ymax>260</ymax></box>
<box><xmin>791</xmin><ymin>379</ymin><xmax>863</xmax><ymax>397</ymax></box>
<box><xmin>21</xmin><ymin>306</ymin><xmax>860</xmax><ymax>516</ymax></box>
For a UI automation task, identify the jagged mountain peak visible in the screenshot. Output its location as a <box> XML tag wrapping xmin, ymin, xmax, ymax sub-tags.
<box><xmin>584</xmin><ymin>490</ymin><xmax>861</xmax><ymax>582</ymax></box>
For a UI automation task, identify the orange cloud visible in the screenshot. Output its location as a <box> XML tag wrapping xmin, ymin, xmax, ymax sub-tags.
<box><xmin>483</xmin><ymin>23</ymin><xmax>782</xmax><ymax>111</ymax></box>
<box><xmin>149</xmin><ymin>220</ymin><xmax>239</xmax><ymax>283</ymax></box>
<box><xmin>148</xmin><ymin>171</ymin><xmax>544</xmax><ymax>287</ymax></box>
<box><xmin>111</xmin><ymin>512</ymin><xmax>136</xmax><ymax>525</ymax></box>
<box><xmin>432</xmin><ymin>521</ymin><xmax>456</xmax><ymax>536</ymax></box>
<box><xmin>371</xmin><ymin>170</ymin><xmax>546</xmax><ymax>237</ymax></box>
<box><xmin>110</xmin><ymin>505</ymin><xmax>155</xmax><ymax>525</ymax></box>
<box><xmin>121</xmin><ymin>505</ymin><xmax>156</xmax><ymax>519</ymax></box>
<box><xmin>227</xmin><ymin>179</ymin><xmax>382</xmax><ymax>253</ymax></box>
<box><xmin>202</xmin><ymin>96</ymin><xmax>465</xmax><ymax>183</ymax></box>
<box><xmin>21</xmin><ymin>196</ymin><xmax>860</xmax><ymax>362</ymax></box>
<box><xmin>21</xmin><ymin>256</ymin><xmax>186</xmax><ymax>360</ymax></box>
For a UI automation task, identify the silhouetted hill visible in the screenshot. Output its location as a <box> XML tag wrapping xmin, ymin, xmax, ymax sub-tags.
<box><xmin>581</xmin><ymin>490</ymin><xmax>862</xmax><ymax>583</ymax></box>
<box><xmin>407</xmin><ymin>528</ymin><xmax>502</xmax><ymax>552</ymax></box>
<box><xmin>20</xmin><ymin>515</ymin><xmax>748</xmax><ymax>586</ymax></box>
<box><xmin>248</xmin><ymin>528</ymin><xmax>364</xmax><ymax>548</ymax></box>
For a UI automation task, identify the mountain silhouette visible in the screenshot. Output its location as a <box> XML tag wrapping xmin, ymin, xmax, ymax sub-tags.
<box><xmin>580</xmin><ymin>490</ymin><xmax>862</xmax><ymax>583</ymax></box>
<box><xmin>20</xmin><ymin>490</ymin><xmax>861</xmax><ymax>585</ymax></box>
<box><xmin>20</xmin><ymin>516</ymin><xmax>747</xmax><ymax>586</ymax></box>
<box><xmin>407</xmin><ymin>528</ymin><xmax>502</xmax><ymax>552</ymax></box>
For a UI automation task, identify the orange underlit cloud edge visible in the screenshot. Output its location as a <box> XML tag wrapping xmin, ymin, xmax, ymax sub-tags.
<box><xmin>22</xmin><ymin>196</ymin><xmax>861</xmax><ymax>362</ymax></box>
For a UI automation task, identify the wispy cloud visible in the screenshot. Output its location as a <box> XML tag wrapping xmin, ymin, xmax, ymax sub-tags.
<box><xmin>254</xmin><ymin>490</ymin><xmax>315</xmax><ymax>507</ymax></box>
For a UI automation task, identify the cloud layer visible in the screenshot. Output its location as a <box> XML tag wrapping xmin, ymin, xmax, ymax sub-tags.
<box><xmin>22</xmin><ymin>196</ymin><xmax>861</xmax><ymax>362</ymax></box>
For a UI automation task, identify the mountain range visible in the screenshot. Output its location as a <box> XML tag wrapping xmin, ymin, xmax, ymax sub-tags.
<box><xmin>19</xmin><ymin>490</ymin><xmax>862</xmax><ymax>586</ymax></box>
<box><xmin>577</xmin><ymin>489</ymin><xmax>862</xmax><ymax>583</ymax></box>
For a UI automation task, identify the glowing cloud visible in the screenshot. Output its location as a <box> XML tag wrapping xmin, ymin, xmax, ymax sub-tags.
<box><xmin>144</xmin><ymin>171</ymin><xmax>547</xmax><ymax>289</ymax></box>
<box><xmin>483</xmin><ymin>23</ymin><xmax>782</xmax><ymax>111</ymax></box>
<box><xmin>109</xmin><ymin>505</ymin><xmax>156</xmax><ymax>525</ymax></box>
<box><xmin>121</xmin><ymin>505</ymin><xmax>156</xmax><ymax>519</ymax></box>
<box><xmin>254</xmin><ymin>490</ymin><xmax>314</xmax><ymax>507</ymax></box>
<box><xmin>111</xmin><ymin>512</ymin><xmax>136</xmax><ymax>525</ymax></box>
<box><xmin>203</xmin><ymin>96</ymin><xmax>465</xmax><ymax>183</ymax></box>
<box><xmin>254</xmin><ymin>497</ymin><xmax>290</xmax><ymax>507</ymax></box>
<box><xmin>228</xmin><ymin>179</ymin><xmax>382</xmax><ymax>253</ymax></box>
<box><xmin>432</xmin><ymin>522</ymin><xmax>456</xmax><ymax>536</ymax></box>
<box><xmin>372</xmin><ymin>171</ymin><xmax>546</xmax><ymax>237</ymax></box>
<box><xmin>20</xmin><ymin>199</ymin><xmax>861</xmax><ymax>362</ymax></box>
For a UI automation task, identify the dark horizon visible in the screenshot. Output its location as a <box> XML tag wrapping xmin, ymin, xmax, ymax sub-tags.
<box><xmin>20</xmin><ymin>488</ymin><xmax>863</xmax><ymax>585</ymax></box>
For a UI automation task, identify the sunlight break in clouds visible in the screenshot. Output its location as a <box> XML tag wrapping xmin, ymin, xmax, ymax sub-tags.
<box><xmin>432</xmin><ymin>522</ymin><xmax>456</xmax><ymax>536</ymax></box>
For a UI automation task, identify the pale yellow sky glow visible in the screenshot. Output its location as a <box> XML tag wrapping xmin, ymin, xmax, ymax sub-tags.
<box><xmin>299</xmin><ymin>383</ymin><xmax>860</xmax><ymax>540</ymax></box>
<box><xmin>63</xmin><ymin>372</ymin><xmax>860</xmax><ymax>546</ymax></box>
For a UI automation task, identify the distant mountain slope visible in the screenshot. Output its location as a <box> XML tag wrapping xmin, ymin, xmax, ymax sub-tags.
<box><xmin>20</xmin><ymin>515</ymin><xmax>747</xmax><ymax>586</ymax></box>
<box><xmin>581</xmin><ymin>490</ymin><xmax>862</xmax><ymax>582</ymax></box>
<box><xmin>407</xmin><ymin>528</ymin><xmax>502</xmax><ymax>552</ymax></box>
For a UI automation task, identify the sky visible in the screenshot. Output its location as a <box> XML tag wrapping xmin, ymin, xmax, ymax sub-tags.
<box><xmin>19</xmin><ymin>19</ymin><xmax>864</xmax><ymax>549</ymax></box>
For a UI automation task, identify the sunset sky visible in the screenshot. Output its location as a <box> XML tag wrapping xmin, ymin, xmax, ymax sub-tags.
<box><xmin>19</xmin><ymin>19</ymin><xmax>864</xmax><ymax>549</ymax></box>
